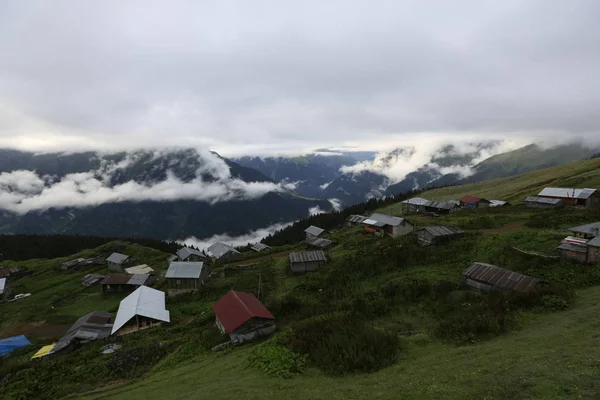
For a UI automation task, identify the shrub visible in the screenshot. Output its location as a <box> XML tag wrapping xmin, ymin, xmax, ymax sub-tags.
<box><xmin>541</xmin><ymin>295</ymin><xmax>570</xmax><ymax>311</ymax></box>
<box><xmin>106</xmin><ymin>342</ymin><xmax>166</xmax><ymax>379</ymax></box>
<box><xmin>288</xmin><ymin>316</ymin><xmax>400</xmax><ymax>375</ymax></box>
<box><xmin>246</xmin><ymin>342</ymin><xmax>307</xmax><ymax>378</ymax></box>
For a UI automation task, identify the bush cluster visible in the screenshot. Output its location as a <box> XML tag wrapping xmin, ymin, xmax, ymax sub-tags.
<box><xmin>246</xmin><ymin>340</ymin><xmax>307</xmax><ymax>378</ymax></box>
<box><xmin>288</xmin><ymin>316</ymin><xmax>400</xmax><ymax>375</ymax></box>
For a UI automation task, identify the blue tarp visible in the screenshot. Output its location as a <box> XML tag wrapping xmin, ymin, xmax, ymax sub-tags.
<box><xmin>0</xmin><ymin>335</ymin><xmax>32</xmax><ymax>356</ymax></box>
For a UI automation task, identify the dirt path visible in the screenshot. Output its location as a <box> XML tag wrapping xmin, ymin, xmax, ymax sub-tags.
<box><xmin>0</xmin><ymin>322</ymin><xmax>70</xmax><ymax>340</ymax></box>
<box><xmin>477</xmin><ymin>220</ymin><xmax>526</xmax><ymax>234</ymax></box>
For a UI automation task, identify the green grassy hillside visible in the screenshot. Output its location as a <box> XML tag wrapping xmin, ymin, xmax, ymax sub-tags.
<box><xmin>2</xmin><ymin>160</ymin><xmax>600</xmax><ymax>399</ymax></box>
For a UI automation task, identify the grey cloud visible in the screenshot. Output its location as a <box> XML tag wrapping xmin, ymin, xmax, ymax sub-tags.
<box><xmin>0</xmin><ymin>0</ymin><xmax>599</xmax><ymax>154</ymax></box>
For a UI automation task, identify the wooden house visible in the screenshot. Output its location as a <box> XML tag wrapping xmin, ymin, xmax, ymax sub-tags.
<box><xmin>165</xmin><ymin>261</ymin><xmax>207</xmax><ymax>296</ymax></box>
<box><xmin>176</xmin><ymin>247</ymin><xmax>210</xmax><ymax>262</ymax></box>
<box><xmin>362</xmin><ymin>213</ymin><xmax>414</xmax><ymax>237</ymax></box>
<box><xmin>212</xmin><ymin>290</ymin><xmax>276</xmax><ymax>343</ymax></box>
<box><xmin>568</xmin><ymin>222</ymin><xmax>600</xmax><ymax>239</ymax></box>
<box><xmin>101</xmin><ymin>274</ymin><xmax>152</xmax><ymax>293</ymax></box>
<box><xmin>50</xmin><ymin>311</ymin><xmax>113</xmax><ymax>355</ymax></box>
<box><xmin>556</xmin><ymin>237</ymin><xmax>589</xmax><ymax>264</ymax></box>
<box><xmin>416</xmin><ymin>226</ymin><xmax>464</xmax><ymax>246</ymax></box>
<box><xmin>401</xmin><ymin>197</ymin><xmax>431</xmax><ymax>214</ymax></box>
<box><xmin>289</xmin><ymin>250</ymin><xmax>327</xmax><ymax>273</ymax></box>
<box><xmin>106</xmin><ymin>253</ymin><xmax>135</xmax><ymax>272</ymax></box>
<box><xmin>525</xmin><ymin>196</ymin><xmax>563</xmax><ymax>209</ymax></box>
<box><xmin>424</xmin><ymin>200</ymin><xmax>460</xmax><ymax>215</ymax></box>
<box><xmin>462</xmin><ymin>262</ymin><xmax>541</xmax><ymax>293</ymax></box>
<box><xmin>251</xmin><ymin>243</ymin><xmax>271</xmax><ymax>252</ymax></box>
<box><xmin>111</xmin><ymin>286</ymin><xmax>170</xmax><ymax>336</ymax></box>
<box><xmin>537</xmin><ymin>187</ymin><xmax>599</xmax><ymax>208</ymax></box>
<box><xmin>586</xmin><ymin>236</ymin><xmax>600</xmax><ymax>264</ymax></box>
<box><xmin>207</xmin><ymin>242</ymin><xmax>240</xmax><ymax>261</ymax></box>
<box><xmin>459</xmin><ymin>195</ymin><xmax>491</xmax><ymax>209</ymax></box>
<box><xmin>305</xmin><ymin>225</ymin><xmax>325</xmax><ymax>241</ymax></box>
<box><xmin>346</xmin><ymin>214</ymin><xmax>367</xmax><ymax>226</ymax></box>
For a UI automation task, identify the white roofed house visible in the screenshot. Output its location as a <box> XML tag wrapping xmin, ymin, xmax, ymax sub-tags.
<box><xmin>537</xmin><ymin>187</ymin><xmax>599</xmax><ymax>208</ymax></box>
<box><xmin>111</xmin><ymin>286</ymin><xmax>170</xmax><ymax>335</ymax></box>
<box><xmin>106</xmin><ymin>252</ymin><xmax>135</xmax><ymax>272</ymax></box>
<box><xmin>165</xmin><ymin>261</ymin><xmax>208</xmax><ymax>296</ymax></box>
<box><xmin>362</xmin><ymin>213</ymin><xmax>414</xmax><ymax>238</ymax></box>
<box><xmin>0</xmin><ymin>277</ymin><xmax>10</xmax><ymax>300</ymax></box>
<box><xmin>207</xmin><ymin>242</ymin><xmax>241</xmax><ymax>261</ymax></box>
<box><xmin>304</xmin><ymin>225</ymin><xmax>325</xmax><ymax>241</ymax></box>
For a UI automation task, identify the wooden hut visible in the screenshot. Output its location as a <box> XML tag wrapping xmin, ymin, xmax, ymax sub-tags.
<box><xmin>416</xmin><ymin>226</ymin><xmax>464</xmax><ymax>246</ymax></box>
<box><xmin>289</xmin><ymin>250</ymin><xmax>327</xmax><ymax>273</ymax></box>
<box><xmin>462</xmin><ymin>262</ymin><xmax>540</xmax><ymax>293</ymax></box>
<box><xmin>165</xmin><ymin>261</ymin><xmax>207</xmax><ymax>296</ymax></box>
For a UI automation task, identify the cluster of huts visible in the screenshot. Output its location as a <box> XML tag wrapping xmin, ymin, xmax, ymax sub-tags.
<box><xmin>401</xmin><ymin>195</ymin><xmax>510</xmax><ymax>215</ymax></box>
<box><xmin>556</xmin><ymin>222</ymin><xmax>600</xmax><ymax>264</ymax></box>
<box><xmin>526</xmin><ymin>187</ymin><xmax>599</xmax><ymax>209</ymax></box>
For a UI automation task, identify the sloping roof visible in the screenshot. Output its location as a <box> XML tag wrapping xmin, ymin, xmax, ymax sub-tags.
<box><xmin>211</xmin><ymin>290</ymin><xmax>275</xmax><ymax>334</ymax></box>
<box><xmin>81</xmin><ymin>274</ymin><xmax>105</xmax><ymax>286</ymax></box>
<box><xmin>0</xmin><ymin>335</ymin><xmax>31</xmax><ymax>356</ymax></box>
<box><xmin>106</xmin><ymin>253</ymin><xmax>130</xmax><ymax>264</ymax></box>
<box><xmin>0</xmin><ymin>278</ymin><xmax>6</xmax><ymax>295</ymax></box>
<box><xmin>490</xmin><ymin>200</ymin><xmax>510</xmax><ymax>207</ymax></box>
<box><xmin>128</xmin><ymin>274</ymin><xmax>151</xmax><ymax>286</ymax></box>
<box><xmin>51</xmin><ymin>312</ymin><xmax>113</xmax><ymax>354</ymax></box>
<box><xmin>463</xmin><ymin>262</ymin><xmax>540</xmax><ymax>293</ymax></box>
<box><xmin>31</xmin><ymin>343</ymin><xmax>56</xmax><ymax>359</ymax></box>
<box><xmin>101</xmin><ymin>274</ymin><xmax>132</xmax><ymax>285</ymax></box>
<box><xmin>306</xmin><ymin>237</ymin><xmax>334</xmax><ymax>248</ymax></box>
<box><xmin>427</xmin><ymin>201</ymin><xmax>457</xmax><ymax>210</ymax></box>
<box><xmin>525</xmin><ymin>196</ymin><xmax>563</xmax><ymax>205</ymax></box>
<box><xmin>402</xmin><ymin>197</ymin><xmax>431</xmax><ymax>206</ymax></box>
<box><xmin>538</xmin><ymin>187</ymin><xmax>598</xmax><ymax>199</ymax></box>
<box><xmin>569</xmin><ymin>222</ymin><xmax>600</xmax><ymax>235</ymax></box>
<box><xmin>459</xmin><ymin>195</ymin><xmax>489</xmax><ymax>204</ymax></box>
<box><xmin>587</xmin><ymin>236</ymin><xmax>600</xmax><ymax>247</ymax></box>
<box><xmin>346</xmin><ymin>214</ymin><xmax>367</xmax><ymax>224</ymax></box>
<box><xmin>166</xmin><ymin>262</ymin><xmax>204</xmax><ymax>279</ymax></box>
<box><xmin>111</xmin><ymin>286</ymin><xmax>170</xmax><ymax>335</ymax></box>
<box><xmin>125</xmin><ymin>265</ymin><xmax>155</xmax><ymax>275</ymax></box>
<box><xmin>556</xmin><ymin>243</ymin><xmax>588</xmax><ymax>253</ymax></box>
<box><xmin>289</xmin><ymin>250</ymin><xmax>327</xmax><ymax>263</ymax></box>
<box><xmin>177</xmin><ymin>247</ymin><xmax>206</xmax><ymax>261</ymax></box>
<box><xmin>251</xmin><ymin>243</ymin><xmax>271</xmax><ymax>252</ymax></box>
<box><xmin>418</xmin><ymin>226</ymin><xmax>464</xmax><ymax>238</ymax></box>
<box><xmin>365</xmin><ymin>213</ymin><xmax>405</xmax><ymax>227</ymax></box>
<box><xmin>561</xmin><ymin>236</ymin><xmax>589</xmax><ymax>246</ymax></box>
<box><xmin>305</xmin><ymin>225</ymin><xmax>324</xmax><ymax>236</ymax></box>
<box><xmin>208</xmin><ymin>242</ymin><xmax>240</xmax><ymax>259</ymax></box>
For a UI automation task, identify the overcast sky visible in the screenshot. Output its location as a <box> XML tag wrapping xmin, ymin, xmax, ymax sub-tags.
<box><xmin>0</xmin><ymin>0</ymin><xmax>598</xmax><ymax>156</ymax></box>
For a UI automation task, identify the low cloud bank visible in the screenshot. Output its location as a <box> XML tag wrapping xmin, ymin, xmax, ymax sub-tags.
<box><xmin>0</xmin><ymin>149</ymin><xmax>291</xmax><ymax>214</ymax></box>
<box><xmin>340</xmin><ymin>139</ymin><xmax>521</xmax><ymax>184</ymax></box>
<box><xmin>182</xmin><ymin>221</ymin><xmax>293</xmax><ymax>250</ymax></box>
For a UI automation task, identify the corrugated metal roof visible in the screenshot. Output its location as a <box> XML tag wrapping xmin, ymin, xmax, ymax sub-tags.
<box><xmin>418</xmin><ymin>226</ymin><xmax>464</xmax><ymax>237</ymax></box>
<box><xmin>346</xmin><ymin>214</ymin><xmax>367</xmax><ymax>223</ymax></box>
<box><xmin>561</xmin><ymin>236</ymin><xmax>589</xmax><ymax>245</ymax></box>
<box><xmin>125</xmin><ymin>265</ymin><xmax>155</xmax><ymax>274</ymax></box>
<box><xmin>111</xmin><ymin>286</ymin><xmax>170</xmax><ymax>335</ymax></box>
<box><xmin>81</xmin><ymin>274</ymin><xmax>105</xmax><ymax>286</ymax></box>
<box><xmin>427</xmin><ymin>201</ymin><xmax>457</xmax><ymax>210</ymax></box>
<box><xmin>166</xmin><ymin>262</ymin><xmax>204</xmax><ymax>279</ymax></box>
<box><xmin>305</xmin><ymin>225</ymin><xmax>324</xmax><ymax>236</ymax></box>
<box><xmin>101</xmin><ymin>274</ymin><xmax>132</xmax><ymax>285</ymax></box>
<box><xmin>208</xmin><ymin>242</ymin><xmax>240</xmax><ymax>259</ymax></box>
<box><xmin>587</xmin><ymin>236</ymin><xmax>600</xmax><ymax>247</ymax></box>
<box><xmin>106</xmin><ymin>253</ymin><xmax>130</xmax><ymax>264</ymax></box>
<box><xmin>307</xmin><ymin>238</ymin><xmax>334</xmax><ymax>248</ymax></box>
<box><xmin>366</xmin><ymin>213</ymin><xmax>404</xmax><ymax>227</ymax></box>
<box><xmin>556</xmin><ymin>243</ymin><xmax>588</xmax><ymax>253</ymax></box>
<box><xmin>251</xmin><ymin>243</ymin><xmax>271</xmax><ymax>252</ymax></box>
<box><xmin>0</xmin><ymin>278</ymin><xmax>6</xmax><ymax>295</ymax></box>
<box><xmin>127</xmin><ymin>274</ymin><xmax>151</xmax><ymax>286</ymax></box>
<box><xmin>177</xmin><ymin>247</ymin><xmax>206</xmax><ymax>261</ymax></box>
<box><xmin>211</xmin><ymin>290</ymin><xmax>275</xmax><ymax>334</ymax></box>
<box><xmin>52</xmin><ymin>311</ymin><xmax>113</xmax><ymax>354</ymax></box>
<box><xmin>525</xmin><ymin>196</ymin><xmax>563</xmax><ymax>205</ymax></box>
<box><xmin>569</xmin><ymin>222</ymin><xmax>600</xmax><ymax>235</ymax></box>
<box><xmin>402</xmin><ymin>197</ymin><xmax>431</xmax><ymax>206</ymax></box>
<box><xmin>463</xmin><ymin>262</ymin><xmax>540</xmax><ymax>293</ymax></box>
<box><xmin>289</xmin><ymin>250</ymin><xmax>327</xmax><ymax>263</ymax></box>
<box><xmin>538</xmin><ymin>187</ymin><xmax>598</xmax><ymax>199</ymax></box>
<box><xmin>362</xmin><ymin>218</ymin><xmax>386</xmax><ymax>227</ymax></box>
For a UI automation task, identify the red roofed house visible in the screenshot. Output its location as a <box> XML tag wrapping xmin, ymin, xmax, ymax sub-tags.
<box><xmin>211</xmin><ymin>290</ymin><xmax>276</xmax><ymax>343</ymax></box>
<box><xmin>459</xmin><ymin>195</ymin><xmax>491</xmax><ymax>209</ymax></box>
